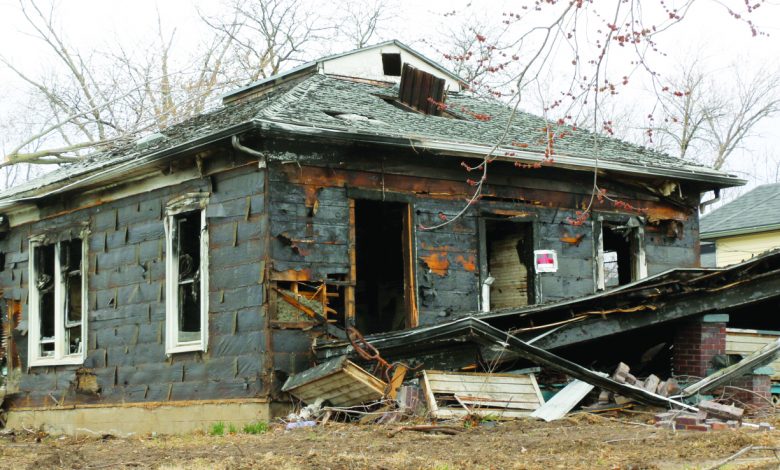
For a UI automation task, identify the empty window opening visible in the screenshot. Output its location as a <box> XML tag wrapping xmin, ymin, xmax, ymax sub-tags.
<box><xmin>484</xmin><ymin>220</ymin><xmax>534</xmax><ymax>311</ymax></box>
<box><xmin>354</xmin><ymin>200</ymin><xmax>411</xmax><ymax>334</ymax></box>
<box><xmin>597</xmin><ymin>220</ymin><xmax>646</xmax><ymax>290</ymax></box>
<box><xmin>173</xmin><ymin>211</ymin><xmax>202</xmax><ymax>343</ymax></box>
<box><xmin>29</xmin><ymin>237</ymin><xmax>87</xmax><ymax>366</ymax></box>
<box><xmin>381</xmin><ymin>53</ymin><xmax>402</xmax><ymax>76</ymax></box>
<box><xmin>164</xmin><ymin>193</ymin><xmax>209</xmax><ymax>354</ymax></box>
<box><xmin>61</xmin><ymin>239</ymin><xmax>83</xmax><ymax>355</ymax></box>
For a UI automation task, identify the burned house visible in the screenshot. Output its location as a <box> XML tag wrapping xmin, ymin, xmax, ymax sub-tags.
<box><xmin>0</xmin><ymin>41</ymin><xmax>747</xmax><ymax>433</ymax></box>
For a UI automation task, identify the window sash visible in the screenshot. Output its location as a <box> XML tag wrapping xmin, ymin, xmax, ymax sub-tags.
<box><xmin>28</xmin><ymin>238</ymin><xmax>87</xmax><ymax>367</ymax></box>
<box><xmin>164</xmin><ymin>209</ymin><xmax>209</xmax><ymax>354</ymax></box>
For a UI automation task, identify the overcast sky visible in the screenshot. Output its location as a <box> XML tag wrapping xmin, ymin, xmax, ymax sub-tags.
<box><xmin>1</xmin><ymin>0</ymin><xmax>779</xmax><ymax>196</ymax></box>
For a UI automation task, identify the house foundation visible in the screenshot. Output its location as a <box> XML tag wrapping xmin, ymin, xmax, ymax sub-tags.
<box><xmin>4</xmin><ymin>399</ymin><xmax>289</xmax><ymax>436</ymax></box>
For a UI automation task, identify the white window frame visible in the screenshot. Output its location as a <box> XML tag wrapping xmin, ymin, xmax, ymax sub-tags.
<box><xmin>164</xmin><ymin>194</ymin><xmax>209</xmax><ymax>354</ymax></box>
<box><xmin>28</xmin><ymin>235</ymin><xmax>88</xmax><ymax>367</ymax></box>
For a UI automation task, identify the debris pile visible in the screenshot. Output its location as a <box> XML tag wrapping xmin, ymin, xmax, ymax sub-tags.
<box><xmin>654</xmin><ymin>400</ymin><xmax>773</xmax><ymax>432</ymax></box>
<box><xmin>596</xmin><ymin>362</ymin><xmax>681</xmax><ymax>406</ymax></box>
<box><xmin>280</xmin><ymin>318</ymin><xmax>780</xmax><ymax>434</ymax></box>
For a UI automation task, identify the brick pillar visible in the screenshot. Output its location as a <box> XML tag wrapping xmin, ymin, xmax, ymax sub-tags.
<box><xmin>716</xmin><ymin>368</ymin><xmax>773</xmax><ymax>410</ymax></box>
<box><xmin>673</xmin><ymin>314</ymin><xmax>728</xmax><ymax>379</ymax></box>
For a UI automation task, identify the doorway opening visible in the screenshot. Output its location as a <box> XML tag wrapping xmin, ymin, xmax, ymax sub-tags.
<box><xmin>484</xmin><ymin>220</ymin><xmax>534</xmax><ymax>310</ymax></box>
<box><xmin>353</xmin><ymin>200</ymin><xmax>413</xmax><ymax>334</ymax></box>
<box><xmin>597</xmin><ymin>219</ymin><xmax>646</xmax><ymax>290</ymax></box>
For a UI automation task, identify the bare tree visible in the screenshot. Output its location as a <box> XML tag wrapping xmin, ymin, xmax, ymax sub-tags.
<box><xmin>649</xmin><ymin>61</ymin><xmax>780</xmax><ymax>170</ymax></box>
<box><xmin>336</xmin><ymin>0</ymin><xmax>395</xmax><ymax>49</ymax></box>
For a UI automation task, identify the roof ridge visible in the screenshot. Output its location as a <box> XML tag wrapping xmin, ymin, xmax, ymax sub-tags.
<box><xmin>256</xmin><ymin>74</ymin><xmax>328</xmax><ymax>120</ymax></box>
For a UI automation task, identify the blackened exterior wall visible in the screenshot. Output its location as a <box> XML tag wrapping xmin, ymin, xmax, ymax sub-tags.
<box><xmin>1</xmin><ymin>164</ymin><xmax>269</xmax><ymax>409</ymax></box>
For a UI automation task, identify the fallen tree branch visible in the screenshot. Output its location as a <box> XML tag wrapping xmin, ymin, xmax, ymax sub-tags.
<box><xmin>704</xmin><ymin>445</ymin><xmax>780</xmax><ymax>470</ymax></box>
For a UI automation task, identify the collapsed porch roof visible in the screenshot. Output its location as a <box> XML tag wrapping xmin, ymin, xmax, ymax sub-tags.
<box><xmin>315</xmin><ymin>249</ymin><xmax>780</xmax><ymax>362</ymax></box>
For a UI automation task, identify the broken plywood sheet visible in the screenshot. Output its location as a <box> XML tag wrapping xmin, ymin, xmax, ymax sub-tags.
<box><xmin>422</xmin><ymin>370</ymin><xmax>544</xmax><ymax>419</ymax></box>
<box><xmin>682</xmin><ymin>336</ymin><xmax>780</xmax><ymax>397</ymax></box>
<box><xmin>282</xmin><ymin>356</ymin><xmax>386</xmax><ymax>407</ymax></box>
<box><xmin>531</xmin><ymin>376</ymin><xmax>604</xmax><ymax>422</ymax></box>
<box><xmin>726</xmin><ymin>328</ymin><xmax>780</xmax><ymax>380</ymax></box>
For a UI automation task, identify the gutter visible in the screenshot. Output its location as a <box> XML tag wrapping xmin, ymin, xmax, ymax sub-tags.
<box><xmin>701</xmin><ymin>223</ymin><xmax>780</xmax><ymax>240</ymax></box>
<box><xmin>0</xmin><ymin>121</ymin><xmax>256</xmax><ymax>210</ymax></box>
<box><xmin>253</xmin><ymin>119</ymin><xmax>746</xmax><ymax>188</ymax></box>
<box><xmin>0</xmin><ymin>115</ymin><xmax>744</xmax><ymax>212</ymax></box>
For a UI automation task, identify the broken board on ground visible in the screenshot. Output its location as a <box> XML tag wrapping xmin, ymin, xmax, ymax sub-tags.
<box><xmin>282</xmin><ymin>356</ymin><xmax>387</xmax><ymax>407</ymax></box>
<box><xmin>421</xmin><ymin>370</ymin><xmax>545</xmax><ymax>419</ymax></box>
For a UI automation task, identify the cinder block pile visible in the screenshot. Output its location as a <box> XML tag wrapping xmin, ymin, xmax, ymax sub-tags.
<box><xmin>598</xmin><ymin>362</ymin><xmax>680</xmax><ymax>405</ymax></box>
<box><xmin>654</xmin><ymin>400</ymin><xmax>774</xmax><ymax>432</ymax></box>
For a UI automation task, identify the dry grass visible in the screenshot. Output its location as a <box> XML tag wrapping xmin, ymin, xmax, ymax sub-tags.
<box><xmin>1</xmin><ymin>412</ymin><xmax>780</xmax><ymax>469</ymax></box>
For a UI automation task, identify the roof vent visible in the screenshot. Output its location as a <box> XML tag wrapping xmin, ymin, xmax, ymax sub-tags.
<box><xmin>398</xmin><ymin>64</ymin><xmax>445</xmax><ymax>116</ymax></box>
<box><xmin>134</xmin><ymin>132</ymin><xmax>167</xmax><ymax>149</ymax></box>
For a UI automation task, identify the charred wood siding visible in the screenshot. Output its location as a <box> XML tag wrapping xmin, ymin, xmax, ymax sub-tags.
<box><xmin>0</xmin><ymin>166</ymin><xmax>268</xmax><ymax>409</ymax></box>
<box><xmin>265</xmin><ymin>146</ymin><xmax>699</xmax><ymax>329</ymax></box>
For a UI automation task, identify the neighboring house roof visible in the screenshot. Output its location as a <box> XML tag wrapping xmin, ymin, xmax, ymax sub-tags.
<box><xmin>701</xmin><ymin>183</ymin><xmax>780</xmax><ymax>239</ymax></box>
<box><xmin>0</xmin><ymin>44</ymin><xmax>744</xmax><ymax>210</ymax></box>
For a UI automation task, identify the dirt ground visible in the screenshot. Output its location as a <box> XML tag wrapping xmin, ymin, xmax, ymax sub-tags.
<box><xmin>2</xmin><ymin>411</ymin><xmax>780</xmax><ymax>469</ymax></box>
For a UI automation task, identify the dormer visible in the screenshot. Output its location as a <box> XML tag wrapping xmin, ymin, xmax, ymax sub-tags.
<box><xmin>222</xmin><ymin>40</ymin><xmax>465</xmax><ymax>105</ymax></box>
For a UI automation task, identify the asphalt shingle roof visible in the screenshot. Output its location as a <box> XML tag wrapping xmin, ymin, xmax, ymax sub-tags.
<box><xmin>701</xmin><ymin>183</ymin><xmax>780</xmax><ymax>237</ymax></box>
<box><xmin>0</xmin><ymin>72</ymin><xmax>732</xmax><ymax>204</ymax></box>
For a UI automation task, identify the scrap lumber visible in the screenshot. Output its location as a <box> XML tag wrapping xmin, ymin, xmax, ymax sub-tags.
<box><xmin>448</xmin><ymin>318</ymin><xmax>697</xmax><ymax>410</ymax></box>
<box><xmin>681</xmin><ymin>338</ymin><xmax>780</xmax><ymax>397</ymax></box>
<box><xmin>531</xmin><ymin>376</ymin><xmax>603</xmax><ymax>422</ymax></box>
<box><xmin>726</xmin><ymin>328</ymin><xmax>780</xmax><ymax>380</ymax></box>
<box><xmin>282</xmin><ymin>356</ymin><xmax>386</xmax><ymax>407</ymax></box>
<box><xmin>421</xmin><ymin>370</ymin><xmax>544</xmax><ymax>419</ymax></box>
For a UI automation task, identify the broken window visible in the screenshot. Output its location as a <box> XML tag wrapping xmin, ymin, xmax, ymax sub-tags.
<box><xmin>481</xmin><ymin>220</ymin><xmax>535</xmax><ymax>311</ymax></box>
<box><xmin>165</xmin><ymin>194</ymin><xmax>209</xmax><ymax>354</ymax></box>
<box><xmin>595</xmin><ymin>217</ymin><xmax>647</xmax><ymax>290</ymax></box>
<box><xmin>28</xmin><ymin>237</ymin><xmax>87</xmax><ymax>366</ymax></box>
<box><xmin>381</xmin><ymin>53</ymin><xmax>402</xmax><ymax>76</ymax></box>
<box><xmin>353</xmin><ymin>199</ymin><xmax>416</xmax><ymax>334</ymax></box>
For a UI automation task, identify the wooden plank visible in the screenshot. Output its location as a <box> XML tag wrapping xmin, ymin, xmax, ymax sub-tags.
<box><xmin>425</xmin><ymin>374</ymin><xmax>539</xmax><ymax>386</ymax></box>
<box><xmin>433</xmin><ymin>408</ymin><xmax>533</xmax><ymax>419</ymax></box>
<box><xmin>423</xmin><ymin>370</ymin><xmax>544</xmax><ymax>419</ymax></box>
<box><xmin>454</xmin><ymin>394</ymin><xmax>541</xmax><ymax>410</ymax></box>
<box><xmin>388</xmin><ymin>365</ymin><xmax>408</xmax><ymax>399</ymax></box>
<box><xmin>530</xmin><ymin>379</ymin><xmax>597</xmax><ymax>421</ymax></box>
<box><xmin>424</xmin><ymin>370</ymin><xmax>540</xmax><ymax>380</ymax></box>
<box><xmin>425</xmin><ymin>381</ymin><xmax>539</xmax><ymax>395</ymax></box>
